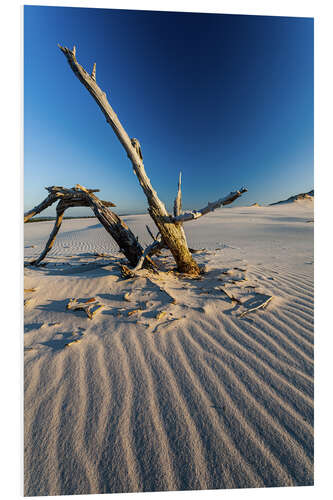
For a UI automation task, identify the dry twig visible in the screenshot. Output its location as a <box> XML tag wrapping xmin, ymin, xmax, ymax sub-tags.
<box><xmin>239</xmin><ymin>296</ymin><xmax>273</xmax><ymax>318</ymax></box>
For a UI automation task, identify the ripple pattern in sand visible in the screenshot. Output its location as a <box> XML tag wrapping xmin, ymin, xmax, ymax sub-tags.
<box><xmin>24</xmin><ymin>264</ymin><xmax>313</xmax><ymax>495</ymax></box>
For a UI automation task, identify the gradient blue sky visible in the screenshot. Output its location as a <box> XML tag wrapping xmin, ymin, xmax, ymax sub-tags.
<box><xmin>24</xmin><ymin>6</ymin><xmax>313</xmax><ymax>216</ymax></box>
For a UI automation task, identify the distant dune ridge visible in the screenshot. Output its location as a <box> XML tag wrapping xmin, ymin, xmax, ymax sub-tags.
<box><xmin>24</xmin><ymin>202</ymin><xmax>314</xmax><ymax>496</ymax></box>
<box><xmin>270</xmin><ymin>189</ymin><xmax>314</xmax><ymax>206</ymax></box>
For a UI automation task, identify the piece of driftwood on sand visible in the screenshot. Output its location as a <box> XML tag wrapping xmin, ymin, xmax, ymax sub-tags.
<box><xmin>58</xmin><ymin>44</ymin><xmax>247</xmax><ymax>275</ymax></box>
<box><xmin>24</xmin><ymin>185</ymin><xmax>144</xmax><ymax>267</ymax></box>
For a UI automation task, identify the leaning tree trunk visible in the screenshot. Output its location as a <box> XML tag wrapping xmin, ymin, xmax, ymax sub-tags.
<box><xmin>58</xmin><ymin>45</ymin><xmax>200</xmax><ymax>274</ymax></box>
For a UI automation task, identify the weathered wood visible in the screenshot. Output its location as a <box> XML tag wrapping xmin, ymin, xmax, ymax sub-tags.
<box><xmin>30</xmin><ymin>204</ymin><xmax>66</xmax><ymax>266</ymax></box>
<box><xmin>172</xmin><ymin>188</ymin><xmax>248</xmax><ymax>222</ymax></box>
<box><xmin>25</xmin><ymin>185</ymin><xmax>144</xmax><ymax>267</ymax></box>
<box><xmin>24</xmin><ymin>192</ymin><xmax>61</xmax><ymax>223</ymax></box>
<box><xmin>84</xmin><ymin>192</ymin><xmax>143</xmax><ymax>266</ymax></box>
<box><xmin>66</xmin><ymin>297</ymin><xmax>105</xmax><ymax>319</ymax></box>
<box><xmin>239</xmin><ymin>295</ymin><xmax>273</xmax><ymax>318</ymax></box>
<box><xmin>24</xmin><ymin>186</ymin><xmax>115</xmax><ymax>224</ymax></box>
<box><xmin>45</xmin><ymin>185</ymin><xmax>115</xmax><ymax>206</ymax></box>
<box><xmin>174</xmin><ymin>171</ymin><xmax>182</xmax><ymax>217</ymax></box>
<box><xmin>131</xmin><ymin>239</ymin><xmax>166</xmax><ymax>272</ymax></box>
<box><xmin>59</xmin><ymin>45</ymin><xmax>200</xmax><ymax>275</ymax></box>
<box><xmin>171</xmin><ymin>170</ymin><xmax>191</xmax><ymax>251</ymax></box>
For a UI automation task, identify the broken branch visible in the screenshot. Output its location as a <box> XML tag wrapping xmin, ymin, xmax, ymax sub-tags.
<box><xmin>24</xmin><ymin>192</ymin><xmax>61</xmax><ymax>223</ymax></box>
<box><xmin>173</xmin><ymin>171</ymin><xmax>182</xmax><ymax>217</ymax></box>
<box><xmin>172</xmin><ymin>188</ymin><xmax>248</xmax><ymax>222</ymax></box>
<box><xmin>131</xmin><ymin>238</ymin><xmax>166</xmax><ymax>272</ymax></box>
<box><xmin>239</xmin><ymin>295</ymin><xmax>273</xmax><ymax>318</ymax></box>
<box><xmin>146</xmin><ymin>224</ymin><xmax>157</xmax><ymax>242</ymax></box>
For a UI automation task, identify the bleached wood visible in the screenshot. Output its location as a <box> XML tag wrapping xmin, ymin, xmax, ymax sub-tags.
<box><xmin>239</xmin><ymin>295</ymin><xmax>273</xmax><ymax>318</ymax></box>
<box><xmin>59</xmin><ymin>44</ymin><xmax>200</xmax><ymax>275</ymax></box>
<box><xmin>131</xmin><ymin>239</ymin><xmax>166</xmax><ymax>272</ymax></box>
<box><xmin>91</xmin><ymin>62</ymin><xmax>96</xmax><ymax>81</ymax></box>
<box><xmin>173</xmin><ymin>188</ymin><xmax>248</xmax><ymax>222</ymax></box>
<box><xmin>58</xmin><ymin>45</ymin><xmax>167</xmax><ymax>216</ymax></box>
<box><xmin>66</xmin><ymin>297</ymin><xmax>105</xmax><ymax>319</ymax></box>
<box><xmin>174</xmin><ymin>171</ymin><xmax>182</xmax><ymax>217</ymax></box>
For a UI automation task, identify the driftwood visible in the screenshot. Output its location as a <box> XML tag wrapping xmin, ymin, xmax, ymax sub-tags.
<box><xmin>58</xmin><ymin>44</ymin><xmax>199</xmax><ymax>274</ymax></box>
<box><xmin>24</xmin><ymin>45</ymin><xmax>249</xmax><ymax>275</ymax></box>
<box><xmin>239</xmin><ymin>295</ymin><xmax>273</xmax><ymax>318</ymax></box>
<box><xmin>25</xmin><ymin>185</ymin><xmax>144</xmax><ymax>267</ymax></box>
<box><xmin>66</xmin><ymin>297</ymin><xmax>105</xmax><ymax>319</ymax></box>
<box><xmin>131</xmin><ymin>238</ymin><xmax>166</xmax><ymax>272</ymax></box>
<box><xmin>174</xmin><ymin>172</ymin><xmax>182</xmax><ymax>217</ymax></box>
<box><xmin>172</xmin><ymin>188</ymin><xmax>248</xmax><ymax>223</ymax></box>
<box><xmin>24</xmin><ymin>191</ymin><xmax>63</xmax><ymax>223</ymax></box>
<box><xmin>24</xmin><ymin>187</ymin><xmax>107</xmax><ymax>223</ymax></box>
<box><xmin>219</xmin><ymin>287</ymin><xmax>242</xmax><ymax>303</ymax></box>
<box><xmin>58</xmin><ymin>45</ymin><xmax>247</xmax><ymax>274</ymax></box>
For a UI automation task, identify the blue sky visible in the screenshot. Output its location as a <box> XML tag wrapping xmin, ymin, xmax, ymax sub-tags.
<box><xmin>24</xmin><ymin>6</ymin><xmax>313</xmax><ymax>216</ymax></box>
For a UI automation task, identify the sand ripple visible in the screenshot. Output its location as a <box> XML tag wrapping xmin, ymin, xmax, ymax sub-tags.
<box><xmin>24</xmin><ymin>266</ymin><xmax>313</xmax><ymax>495</ymax></box>
<box><xmin>24</xmin><ymin>214</ymin><xmax>313</xmax><ymax>495</ymax></box>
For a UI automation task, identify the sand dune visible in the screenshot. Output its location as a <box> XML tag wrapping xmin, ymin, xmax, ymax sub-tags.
<box><xmin>270</xmin><ymin>189</ymin><xmax>314</xmax><ymax>205</ymax></box>
<box><xmin>24</xmin><ymin>203</ymin><xmax>313</xmax><ymax>495</ymax></box>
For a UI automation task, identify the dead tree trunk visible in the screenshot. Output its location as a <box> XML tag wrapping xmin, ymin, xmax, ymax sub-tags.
<box><xmin>59</xmin><ymin>45</ymin><xmax>200</xmax><ymax>274</ymax></box>
<box><xmin>58</xmin><ymin>45</ymin><xmax>247</xmax><ymax>274</ymax></box>
<box><xmin>25</xmin><ymin>185</ymin><xmax>144</xmax><ymax>266</ymax></box>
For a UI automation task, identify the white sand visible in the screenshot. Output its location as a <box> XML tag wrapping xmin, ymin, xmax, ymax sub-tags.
<box><xmin>24</xmin><ymin>201</ymin><xmax>313</xmax><ymax>495</ymax></box>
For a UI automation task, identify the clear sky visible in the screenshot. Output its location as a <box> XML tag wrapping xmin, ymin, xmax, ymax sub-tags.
<box><xmin>24</xmin><ymin>6</ymin><xmax>313</xmax><ymax>216</ymax></box>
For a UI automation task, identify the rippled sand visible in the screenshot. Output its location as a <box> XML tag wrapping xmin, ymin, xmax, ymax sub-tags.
<box><xmin>24</xmin><ymin>202</ymin><xmax>313</xmax><ymax>495</ymax></box>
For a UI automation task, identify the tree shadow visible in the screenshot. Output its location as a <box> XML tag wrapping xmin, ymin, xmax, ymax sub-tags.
<box><xmin>38</xmin><ymin>261</ymin><xmax>120</xmax><ymax>278</ymax></box>
<box><xmin>36</xmin><ymin>298</ymin><xmax>69</xmax><ymax>314</ymax></box>
<box><xmin>24</xmin><ymin>322</ymin><xmax>44</xmax><ymax>334</ymax></box>
<box><xmin>39</xmin><ymin>331</ymin><xmax>84</xmax><ymax>351</ymax></box>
